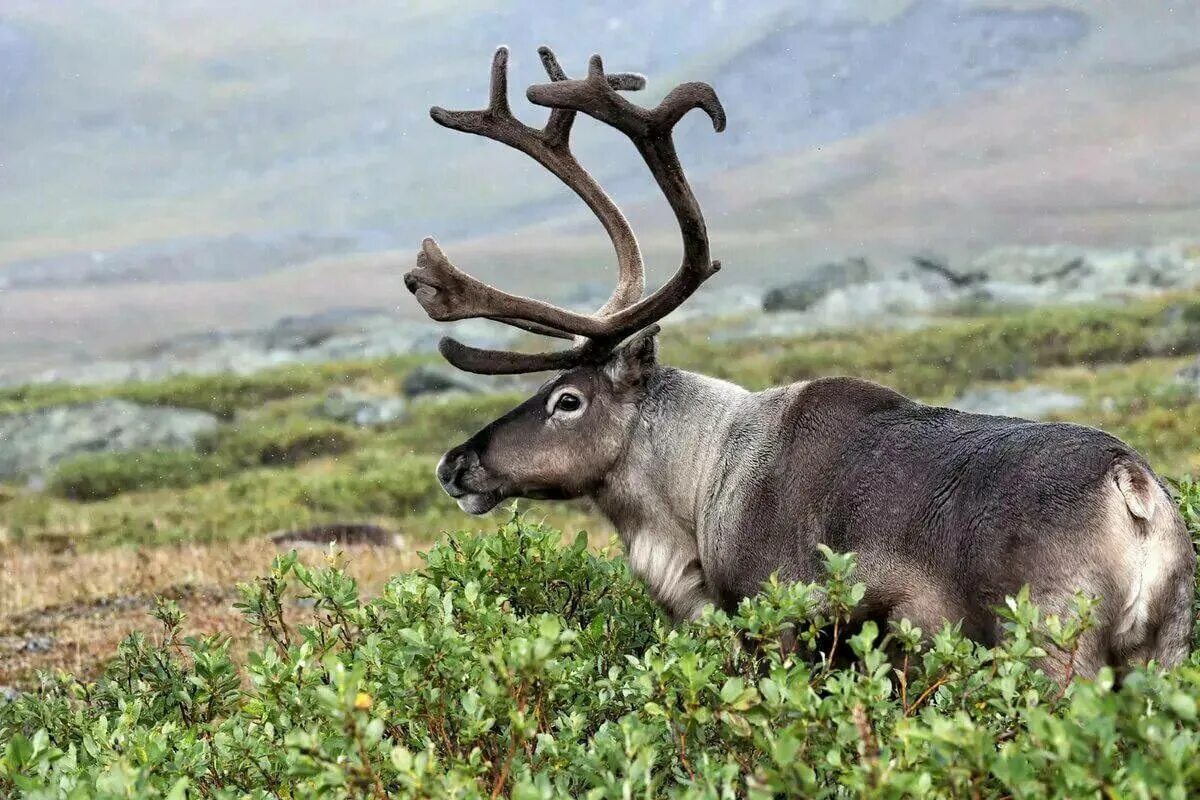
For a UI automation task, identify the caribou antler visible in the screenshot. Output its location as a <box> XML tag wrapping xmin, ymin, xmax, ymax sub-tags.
<box><xmin>404</xmin><ymin>46</ymin><xmax>724</xmax><ymax>374</ymax></box>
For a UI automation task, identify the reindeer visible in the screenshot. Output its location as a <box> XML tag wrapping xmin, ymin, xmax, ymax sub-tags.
<box><xmin>403</xmin><ymin>47</ymin><xmax>1195</xmax><ymax>676</ymax></box>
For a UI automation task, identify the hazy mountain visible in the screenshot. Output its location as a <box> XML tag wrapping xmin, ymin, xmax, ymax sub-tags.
<box><xmin>1</xmin><ymin>1</ymin><xmax>1199</xmax><ymax>370</ymax></box>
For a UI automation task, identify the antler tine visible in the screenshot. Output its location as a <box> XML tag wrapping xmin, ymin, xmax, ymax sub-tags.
<box><xmin>522</xmin><ymin>54</ymin><xmax>725</xmax><ymax>337</ymax></box>
<box><xmin>437</xmin><ymin>321</ymin><xmax>662</xmax><ymax>376</ymax></box>
<box><xmin>540</xmin><ymin>46</ymin><xmax>645</xmax><ymax>149</ymax></box>
<box><xmin>528</xmin><ymin>54</ymin><xmax>725</xmax><ymax>136</ymax></box>
<box><xmin>406</xmin><ymin>47</ymin><xmax>724</xmax><ymax>374</ymax></box>
<box><xmin>409</xmin><ymin>47</ymin><xmax>650</xmax><ymax>361</ymax></box>
<box><xmin>438</xmin><ymin>336</ymin><xmax>605</xmax><ymax>376</ymax></box>
<box><xmin>538</xmin><ymin>46</ymin><xmax>575</xmax><ymax>149</ymax></box>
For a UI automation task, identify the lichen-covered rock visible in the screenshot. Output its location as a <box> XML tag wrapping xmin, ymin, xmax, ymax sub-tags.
<box><xmin>317</xmin><ymin>388</ymin><xmax>407</xmax><ymax>427</ymax></box>
<box><xmin>966</xmin><ymin>241</ymin><xmax>1200</xmax><ymax>303</ymax></box>
<box><xmin>762</xmin><ymin>257</ymin><xmax>876</xmax><ymax>312</ymax></box>
<box><xmin>0</xmin><ymin>313</ymin><xmax>525</xmax><ymax>389</ymax></box>
<box><xmin>1177</xmin><ymin>356</ymin><xmax>1200</xmax><ymax>397</ymax></box>
<box><xmin>719</xmin><ymin>275</ymin><xmax>958</xmax><ymax>342</ymax></box>
<box><xmin>401</xmin><ymin>365</ymin><xmax>488</xmax><ymax>398</ymax></box>
<box><xmin>0</xmin><ymin>400</ymin><xmax>218</xmax><ymax>480</ymax></box>
<box><xmin>950</xmin><ymin>386</ymin><xmax>1084</xmax><ymax>420</ymax></box>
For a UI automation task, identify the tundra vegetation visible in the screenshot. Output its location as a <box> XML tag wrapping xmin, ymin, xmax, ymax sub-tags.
<box><xmin>1</xmin><ymin>295</ymin><xmax>1200</xmax><ymax>796</ymax></box>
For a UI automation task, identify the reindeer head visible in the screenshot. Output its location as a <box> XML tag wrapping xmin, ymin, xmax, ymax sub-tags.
<box><xmin>404</xmin><ymin>46</ymin><xmax>724</xmax><ymax>514</ymax></box>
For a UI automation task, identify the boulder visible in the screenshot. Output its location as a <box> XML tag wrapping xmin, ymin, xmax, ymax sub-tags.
<box><xmin>804</xmin><ymin>277</ymin><xmax>960</xmax><ymax>322</ymax></box>
<box><xmin>965</xmin><ymin>241</ymin><xmax>1200</xmax><ymax>305</ymax></box>
<box><xmin>1146</xmin><ymin>304</ymin><xmax>1200</xmax><ymax>358</ymax></box>
<box><xmin>967</xmin><ymin>246</ymin><xmax>1092</xmax><ymax>287</ymax></box>
<box><xmin>0</xmin><ymin>313</ymin><xmax>526</xmax><ymax>390</ymax></box>
<box><xmin>318</xmin><ymin>388</ymin><xmax>407</xmax><ymax>427</ymax></box>
<box><xmin>950</xmin><ymin>386</ymin><xmax>1084</xmax><ymax>420</ymax></box>
<box><xmin>910</xmin><ymin>252</ymin><xmax>987</xmax><ymax>287</ymax></box>
<box><xmin>762</xmin><ymin>257</ymin><xmax>875</xmax><ymax>312</ymax></box>
<box><xmin>1177</xmin><ymin>356</ymin><xmax>1200</xmax><ymax>397</ymax></box>
<box><xmin>402</xmin><ymin>365</ymin><xmax>487</xmax><ymax>398</ymax></box>
<box><xmin>711</xmin><ymin>277</ymin><xmax>953</xmax><ymax>343</ymax></box>
<box><xmin>19</xmin><ymin>634</ymin><xmax>53</xmax><ymax>654</ymax></box>
<box><xmin>0</xmin><ymin>400</ymin><xmax>219</xmax><ymax>481</ymax></box>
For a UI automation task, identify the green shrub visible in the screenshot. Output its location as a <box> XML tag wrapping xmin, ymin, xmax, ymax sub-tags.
<box><xmin>199</xmin><ymin>418</ymin><xmax>357</xmax><ymax>468</ymax></box>
<box><xmin>40</xmin><ymin>417</ymin><xmax>363</xmax><ymax>504</ymax></box>
<box><xmin>1176</xmin><ymin>476</ymin><xmax>1200</xmax><ymax>535</ymax></box>
<box><xmin>118</xmin><ymin>372</ymin><xmax>333</xmax><ymax>418</ymax></box>
<box><xmin>2</xmin><ymin>489</ymin><xmax>1199</xmax><ymax>798</ymax></box>
<box><xmin>48</xmin><ymin>449</ymin><xmax>233</xmax><ymax>501</ymax></box>
<box><xmin>295</xmin><ymin>457</ymin><xmax>445</xmax><ymax>515</ymax></box>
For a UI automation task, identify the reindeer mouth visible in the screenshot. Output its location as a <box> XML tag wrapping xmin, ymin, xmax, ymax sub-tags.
<box><xmin>437</xmin><ymin>453</ymin><xmax>506</xmax><ymax>515</ymax></box>
<box><xmin>440</xmin><ymin>477</ymin><xmax>504</xmax><ymax>515</ymax></box>
<box><xmin>455</xmin><ymin>491</ymin><xmax>504</xmax><ymax>516</ymax></box>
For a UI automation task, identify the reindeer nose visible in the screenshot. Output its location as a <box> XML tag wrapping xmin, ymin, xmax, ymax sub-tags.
<box><xmin>436</xmin><ymin>446</ymin><xmax>478</xmax><ymax>495</ymax></box>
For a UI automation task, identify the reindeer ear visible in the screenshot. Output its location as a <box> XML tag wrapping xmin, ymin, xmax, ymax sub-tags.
<box><xmin>604</xmin><ymin>325</ymin><xmax>660</xmax><ymax>388</ymax></box>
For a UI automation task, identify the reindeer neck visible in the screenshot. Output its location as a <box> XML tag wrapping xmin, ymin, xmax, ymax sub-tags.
<box><xmin>592</xmin><ymin>366</ymin><xmax>748</xmax><ymax>543</ymax></box>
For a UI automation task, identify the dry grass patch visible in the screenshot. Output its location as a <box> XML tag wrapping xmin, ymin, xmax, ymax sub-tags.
<box><xmin>0</xmin><ymin>538</ymin><xmax>421</xmax><ymax>618</ymax></box>
<box><xmin>0</xmin><ymin>539</ymin><xmax>422</xmax><ymax>688</ymax></box>
<box><xmin>0</xmin><ymin>524</ymin><xmax>616</xmax><ymax>688</ymax></box>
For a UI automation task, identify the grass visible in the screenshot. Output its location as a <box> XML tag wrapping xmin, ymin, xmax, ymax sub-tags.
<box><xmin>197</xmin><ymin>417</ymin><xmax>358</xmax><ymax>467</ymax></box>
<box><xmin>0</xmin><ymin>295</ymin><xmax>1198</xmax><ymax>691</ymax></box>
<box><xmin>665</xmin><ymin>293</ymin><xmax>1200</xmax><ymax>398</ymax></box>
<box><xmin>44</xmin><ymin>418</ymin><xmax>361</xmax><ymax>502</ymax></box>
<box><xmin>48</xmin><ymin>449</ymin><xmax>234</xmax><ymax>502</ymax></box>
<box><xmin>4</xmin><ymin>294</ymin><xmax>1195</xmax><ymax>420</ymax></box>
<box><xmin>0</xmin><ymin>538</ymin><xmax>425</xmax><ymax>688</ymax></box>
<box><xmin>2</xmin><ymin>297</ymin><xmax>1200</xmax><ymax>548</ymax></box>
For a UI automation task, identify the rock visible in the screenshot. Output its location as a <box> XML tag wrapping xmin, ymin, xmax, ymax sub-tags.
<box><xmin>950</xmin><ymin>386</ymin><xmax>1084</xmax><ymax>420</ymax></box>
<box><xmin>806</xmin><ymin>277</ymin><xmax>960</xmax><ymax>321</ymax></box>
<box><xmin>0</xmin><ymin>400</ymin><xmax>220</xmax><ymax>480</ymax></box>
<box><xmin>318</xmin><ymin>388</ymin><xmax>407</xmax><ymax>427</ymax></box>
<box><xmin>402</xmin><ymin>365</ymin><xmax>487</xmax><ymax>398</ymax></box>
<box><xmin>910</xmin><ymin>252</ymin><xmax>988</xmax><ymax>287</ymax></box>
<box><xmin>965</xmin><ymin>241</ymin><xmax>1200</xmax><ymax>305</ymax></box>
<box><xmin>0</xmin><ymin>685</ymin><xmax>19</xmax><ymax>703</ymax></box>
<box><xmin>20</xmin><ymin>635</ymin><xmax>54</xmax><ymax>654</ymax></box>
<box><xmin>712</xmin><ymin>277</ymin><xmax>954</xmax><ymax>343</ymax></box>
<box><xmin>270</xmin><ymin>523</ymin><xmax>405</xmax><ymax>549</ymax></box>
<box><xmin>1177</xmin><ymin>356</ymin><xmax>1200</xmax><ymax>396</ymax></box>
<box><xmin>1146</xmin><ymin>304</ymin><xmax>1200</xmax><ymax>357</ymax></box>
<box><xmin>6</xmin><ymin>240</ymin><xmax>1199</xmax><ymax>392</ymax></box>
<box><xmin>968</xmin><ymin>245</ymin><xmax>1095</xmax><ymax>287</ymax></box>
<box><xmin>0</xmin><ymin>311</ymin><xmax>525</xmax><ymax>390</ymax></box>
<box><xmin>762</xmin><ymin>257</ymin><xmax>875</xmax><ymax>313</ymax></box>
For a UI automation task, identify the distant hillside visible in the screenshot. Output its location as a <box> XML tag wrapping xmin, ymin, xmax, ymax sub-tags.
<box><xmin>1</xmin><ymin>1</ymin><xmax>1199</xmax><ymax>369</ymax></box>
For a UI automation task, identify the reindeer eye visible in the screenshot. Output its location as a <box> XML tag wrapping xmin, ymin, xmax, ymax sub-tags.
<box><xmin>548</xmin><ymin>389</ymin><xmax>585</xmax><ymax>416</ymax></box>
<box><xmin>555</xmin><ymin>393</ymin><xmax>582</xmax><ymax>413</ymax></box>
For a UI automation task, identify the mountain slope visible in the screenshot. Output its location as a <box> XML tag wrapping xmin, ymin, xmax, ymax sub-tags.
<box><xmin>1</xmin><ymin>1</ymin><xmax>1198</xmax><ymax>369</ymax></box>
